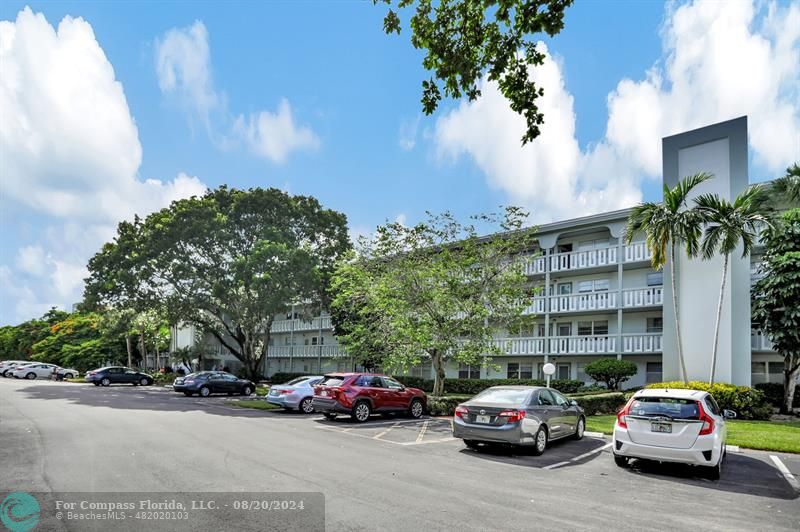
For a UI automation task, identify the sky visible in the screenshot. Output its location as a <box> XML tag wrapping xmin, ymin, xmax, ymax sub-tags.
<box><xmin>0</xmin><ymin>0</ymin><xmax>798</xmax><ymax>325</ymax></box>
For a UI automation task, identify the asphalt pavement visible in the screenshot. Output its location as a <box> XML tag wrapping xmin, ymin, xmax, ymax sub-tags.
<box><xmin>1</xmin><ymin>378</ymin><xmax>798</xmax><ymax>531</ymax></box>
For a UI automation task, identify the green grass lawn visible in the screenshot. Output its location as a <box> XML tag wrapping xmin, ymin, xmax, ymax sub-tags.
<box><xmin>585</xmin><ymin>415</ymin><xmax>800</xmax><ymax>454</ymax></box>
<box><xmin>226</xmin><ymin>399</ymin><xmax>280</xmax><ymax>411</ymax></box>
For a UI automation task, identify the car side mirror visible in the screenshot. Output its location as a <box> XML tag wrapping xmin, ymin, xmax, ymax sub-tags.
<box><xmin>723</xmin><ymin>409</ymin><xmax>737</xmax><ymax>419</ymax></box>
<box><xmin>570</xmin><ymin>400</ymin><xmax>578</xmax><ymax>407</ymax></box>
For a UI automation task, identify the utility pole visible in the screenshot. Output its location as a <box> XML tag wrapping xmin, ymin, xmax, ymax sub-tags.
<box><xmin>317</xmin><ymin>304</ymin><xmax>323</xmax><ymax>374</ymax></box>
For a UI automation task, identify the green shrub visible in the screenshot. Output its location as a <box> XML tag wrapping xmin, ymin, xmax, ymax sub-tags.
<box><xmin>151</xmin><ymin>372</ymin><xmax>172</xmax><ymax>384</ymax></box>
<box><xmin>268</xmin><ymin>372</ymin><xmax>308</xmax><ymax>384</ymax></box>
<box><xmin>754</xmin><ymin>382</ymin><xmax>800</xmax><ymax>408</ymax></box>
<box><xmin>393</xmin><ymin>376</ymin><xmax>432</xmax><ymax>391</ymax></box>
<box><xmin>645</xmin><ymin>381</ymin><xmax>772</xmax><ymax>420</ymax></box>
<box><xmin>435</xmin><ymin>378</ymin><xmax>583</xmax><ymax>396</ymax></box>
<box><xmin>570</xmin><ymin>392</ymin><xmax>627</xmax><ymax>416</ymax></box>
<box><xmin>584</xmin><ymin>359</ymin><xmax>638</xmax><ymax>390</ymax></box>
<box><xmin>426</xmin><ymin>395</ymin><xmax>472</xmax><ymax>416</ymax></box>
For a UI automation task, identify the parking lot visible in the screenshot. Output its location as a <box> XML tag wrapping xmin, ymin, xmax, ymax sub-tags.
<box><xmin>1</xmin><ymin>378</ymin><xmax>798</xmax><ymax>531</ymax></box>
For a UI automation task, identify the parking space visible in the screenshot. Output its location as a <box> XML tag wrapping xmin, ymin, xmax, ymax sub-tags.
<box><xmin>314</xmin><ymin>417</ymin><xmax>457</xmax><ymax>446</ymax></box>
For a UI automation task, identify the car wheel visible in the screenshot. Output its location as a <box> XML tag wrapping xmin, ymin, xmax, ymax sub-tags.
<box><xmin>93</xmin><ymin>382</ymin><xmax>100</xmax><ymax>386</ymax></box>
<box><xmin>463</xmin><ymin>440</ymin><xmax>480</xmax><ymax>450</ymax></box>
<box><xmin>572</xmin><ymin>417</ymin><xmax>585</xmax><ymax>440</ymax></box>
<box><xmin>139</xmin><ymin>378</ymin><xmax>149</xmax><ymax>386</ymax></box>
<box><xmin>531</xmin><ymin>426</ymin><xmax>548</xmax><ymax>456</ymax></box>
<box><xmin>323</xmin><ymin>413</ymin><xmax>337</xmax><ymax>420</ymax></box>
<box><xmin>241</xmin><ymin>385</ymin><xmax>252</xmax><ymax>396</ymax></box>
<box><xmin>613</xmin><ymin>455</ymin><xmax>629</xmax><ymax>468</ymax></box>
<box><xmin>352</xmin><ymin>401</ymin><xmax>372</xmax><ymax>422</ymax></box>
<box><xmin>183</xmin><ymin>392</ymin><xmax>193</xmax><ymax>397</ymax></box>
<box><xmin>408</xmin><ymin>398</ymin><xmax>424</xmax><ymax>419</ymax></box>
<box><xmin>101</xmin><ymin>378</ymin><xmax>111</xmax><ymax>387</ymax></box>
<box><xmin>705</xmin><ymin>454</ymin><xmax>723</xmax><ymax>480</ymax></box>
<box><xmin>299</xmin><ymin>397</ymin><xmax>314</xmax><ymax>414</ymax></box>
<box><xmin>25</xmin><ymin>372</ymin><xmax>36</xmax><ymax>380</ymax></box>
<box><xmin>199</xmin><ymin>386</ymin><xmax>210</xmax><ymax>397</ymax></box>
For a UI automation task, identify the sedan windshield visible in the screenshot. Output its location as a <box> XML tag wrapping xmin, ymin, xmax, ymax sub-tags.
<box><xmin>629</xmin><ymin>397</ymin><xmax>700</xmax><ymax>419</ymax></box>
<box><xmin>286</xmin><ymin>377</ymin><xmax>310</xmax><ymax>385</ymax></box>
<box><xmin>472</xmin><ymin>388</ymin><xmax>531</xmax><ymax>405</ymax></box>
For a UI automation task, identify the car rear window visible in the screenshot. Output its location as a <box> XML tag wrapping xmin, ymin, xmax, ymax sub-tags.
<box><xmin>472</xmin><ymin>388</ymin><xmax>531</xmax><ymax>405</ymax></box>
<box><xmin>630</xmin><ymin>397</ymin><xmax>700</xmax><ymax>419</ymax></box>
<box><xmin>318</xmin><ymin>376</ymin><xmax>345</xmax><ymax>387</ymax></box>
<box><xmin>286</xmin><ymin>377</ymin><xmax>310</xmax><ymax>385</ymax></box>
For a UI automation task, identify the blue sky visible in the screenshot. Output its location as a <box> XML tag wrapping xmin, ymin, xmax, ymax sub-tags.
<box><xmin>1</xmin><ymin>1</ymin><xmax>798</xmax><ymax>324</ymax></box>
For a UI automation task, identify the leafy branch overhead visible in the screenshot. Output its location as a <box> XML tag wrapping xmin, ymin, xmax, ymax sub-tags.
<box><xmin>377</xmin><ymin>0</ymin><xmax>573</xmax><ymax>144</ymax></box>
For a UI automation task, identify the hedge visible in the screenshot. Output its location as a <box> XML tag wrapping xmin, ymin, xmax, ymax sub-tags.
<box><xmin>393</xmin><ymin>377</ymin><xmax>584</xmax><ymax>395</ymax></box>
<box><xmin>570</xmin><ymin>392</ymin><xmax>627</xmax><ymax>416</ymax></box>
<box><xmin>645</xmin><ymin>381</ymin><xmax>772</xmax><ymax>420</ymax></box>
<box><xmin>427</xmin><ymin>395</ymin><xmax>472</xmax><ymax>416</ymax></box>
<box><xmin>754</xmin><ymin>382</ymin><xmax>800</xmax><ymax>408</ymax></box>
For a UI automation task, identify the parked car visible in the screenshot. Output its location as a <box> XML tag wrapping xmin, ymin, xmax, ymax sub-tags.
<box><xmin>452</xmin><ymin>386</ymin><xmax>585</xmax><ymax>455</ymax></box>
<box><xmin>11</xmin><ymin>363</ymin><xmax>58</xmax><ymax>379</ymax></box>
<box><xmin>612</xmin><ymin>388</ymin><xmax>736</xmax><ymax>479</ymax></box>
<box><xmin>85</xmin><ymin>366</ymin><xmax>154</xmax><ymax>387</ymax></box>
<box><xmin>172</xmin><ymin>371</ymin><xmax>255</xmax><ymax>397</ymax></box>
<box><xmin>56</xmin><ymin>367</ymin><xmax>80</xmax><ymax>379</ymax></box>
<box><xmin>267</xmin><ymin>375</ymin><xmax>323</xmax><ymax>413</ymax></box>
<box><xmin>1</xmin><ymin>361</ymin><xmax>30</xmax><ymax>377</ymax></box>
<box><xmin>312</xmin><ymin>373</ymin><xmax>427</xmax><ymax>422</ymax></box>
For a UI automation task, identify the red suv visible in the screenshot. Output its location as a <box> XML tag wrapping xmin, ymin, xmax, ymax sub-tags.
<box><xmin>312</xmin><ymin>373</ymin><xmax>427</xmax><ymax>422</ymax></box>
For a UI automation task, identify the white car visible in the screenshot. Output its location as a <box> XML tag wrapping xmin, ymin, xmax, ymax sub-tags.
<box><xmin>12</xmin><ymin>363</ymin><xmax>58</xmax><ymax>380</ymax></box>
<box><xmin>0</xmin><ymin>360</ymin><xmax>30</xmax><ymax>377</ymax></box>
<box><xmin>612</xmin><ymin>388</ymin><xmax>736</xmax><ymax>479</ymax></box>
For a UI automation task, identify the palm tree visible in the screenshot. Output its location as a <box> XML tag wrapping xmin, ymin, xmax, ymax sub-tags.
<box><xmin>694</xmin><ymin>185</ymin><xmax>771</xmax><ymax>384</ymax></box>
<box><xmin>625</xmin><ymin>172</ymin><xmax>712</xmax><ymax>384</ymax></box>
<box><xmin>771</xmin><ymin>163</ymin><xmax>800</xmax><ymax>205</ymax></box>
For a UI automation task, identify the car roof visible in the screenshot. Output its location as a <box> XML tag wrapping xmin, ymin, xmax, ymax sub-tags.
<box><xmin>323</xmin><ymin>372</ymin><xmax>384</xmax><ymax>377</ymax></box>
<box><xmin>634</xmin><ymin>388</ymin><xmax>707</xmax><ymax>399</ymax></box>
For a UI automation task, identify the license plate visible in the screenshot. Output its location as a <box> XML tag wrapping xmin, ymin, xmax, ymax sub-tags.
<box><xmin>651</xmin><ymin>422</ymin><xmax>672</xmax><ymax>433</ymax></box>
<box><xmin>321</xmin><ymin>390</ymin><xmax>329</xmax><ymax>397</ymax></box>
<box><xmin>475</xmin><ymin>415</ymin><xmax>491</xmax><ymax>424</ymax></box>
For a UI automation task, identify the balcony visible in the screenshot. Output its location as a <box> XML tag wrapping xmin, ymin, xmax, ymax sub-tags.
<box><xmin>267</xmin><ymin>345</ymin><xmax>345</xmax><ymax>357</ymax></box>
<box><xmin>270</xmin><ymin>316</ymin><xmax>332</xmax><ymax>333</ymax></box>
<box><xmin>623</xmin><ymin>242</ymin><xmax>652</xmax><ymax>263</ymax></box>
<box><xmin>549</xmin><ymin>292</ymin><xmax>617</xmax><ymax>313</ymax></box>
<box><xmin>492</xmin><ymin>337</ymin><xmax>547</xmax><ymax>355</ymax></box>
<box><xmin>751</xmin><ymin>331</ymin><xmax>775</xmax><ymax>351</ymax></box>
<box><xmin>622</xmin><ymin>333</ymin><xmax>662</xmax><ymax>353</ymax></box>
<box><xmin>549</xmin><ymin>335</ymin><xmax>616</xmax><ymax>355</ymax></box>
<box><xmin>550</xmin><ymin>247</ymin><xmax>617</xmax><ymax>272</ymax></box>
<box><xmin>622</xmin><ymin>287</ymin><xmax>663</xmax><ymax>308</ymax></box>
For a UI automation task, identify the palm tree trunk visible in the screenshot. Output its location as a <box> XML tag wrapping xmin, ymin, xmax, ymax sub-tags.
<box><xmin>709</xmin><ymin>254</ymin><xmax>729</xmax><ymax>384</ymax></box>
<box><xmin>126</xmin><ymin>335</ymin><xmax>133</xmax><ymax>368</ymax></box>
<box><xmin>671</xmin><ymin>244</ymin><xmax>689</xmax><ymax>384</ymax></box>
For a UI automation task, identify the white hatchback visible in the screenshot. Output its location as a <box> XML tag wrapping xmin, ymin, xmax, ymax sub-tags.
<box><xmin>612</xmin><ymin>388</ymin><xmax>736</xmax><ymax>479</ymax></box>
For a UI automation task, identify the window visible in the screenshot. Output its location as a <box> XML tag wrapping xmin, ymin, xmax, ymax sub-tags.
<box><xmin>646</xmin><ymin>318</ymin><xmax>663</xmax><ymax>333</ymax></box>
<box><xmin>473</xmin><ymin>388</ymin><xmax>532</xmax><ymax>405</ymax></box>
<box><xmin>507</xmin><ymin>363</ymin><xmax>519</xmax><ymax>379</ymax></box>
<box><xmin>593</xmin><ymin>321</ymin><xmax>609</xmax><ymax>335</ymax></box>
<box><xmin>384</xmin><ymin>377</ymin><xmax>404</xmax><ymax>389</ymax></box>
<box><xmin>551</xmin><ymin>390</ymin><xmax>570</xmax><ymax>406</ymax></box>
<box><xmin>578</xmin><ymin>322</ymin><xmax>593</xmax><ymax>336</ymax></box>
<box><xmin>458</xmin><ymin>363</ymin><xmax>480</xmax><ymax>379</ymax></box>
<box><xmin>557</xmin><ymin>363</ymin><xmax>571</xmax><ymax>380</ymax></box>
<box><xmin>751</xmin><ymin>362</ymin><xmax>767</xmax><ymax>384</ymax></box>
<box><xmin>520</xmin><ymin>363</ymin><xmax>533</xmax><ymax>379</ymax></box>
<box><xmin>577</xmin><ymin>364</ymin><xmax>588</xmax><ymax>382</ymax></box>
<box><xmin>507</xmin><ymin>362</ymin><xmax>533</xmax><ymax>379</ymax></box>
<box><xmin>647</xmin><ymin>272</ymin><xmax>663</xmax><ymax>286</ymax></box>
<box><xmin>557</xmin><ymin>283</ymin><xmax>572</xmax><ymax>295</ymax></box>
<box><xmin>537</xmin><ymin>389</ymin><xmax>555</xmax><ymax>406</ymax></box>
<box><xmin>646</xmin><ymin>362</ymin><xmax>662</xmax><ymax>383</ymax></box>
<box><xmin>704</xmin><ymin>396</ymin><xmax>721</xmax><ymax>416</ymax></box>
<box><xmin>578</xmin><ymin>281</ymin><xmax>594</xmax><ymax>293</ymax></box>
<box><xmin>557</xmin><ymin>323</ymin><xmax>572</xmax><ymax>336</ymax></box>
<box><xmin>768</xmin><ymin>362</ymin><xmax>784</xmax><ymax>375</ymax></box>
<box><xmin>579</xmin><ymin>320</ymin><xmax>608</xmax><ymax>335</ymax></box>
<box><xmin>537</xmin><ymin>324</ymin><xmax>546</xmax><ymax>337</ymax></box>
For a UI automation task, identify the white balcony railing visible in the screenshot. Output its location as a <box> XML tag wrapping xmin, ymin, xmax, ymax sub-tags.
<box><xmin>524</xmin><ymin>297</ymin><xmax>548</xmax><ymax>315</ymax></box>
<box><xmin>751</xmin><ymin>331</ymin><xmax>775</xmax><ymax>351</ymax></box>
<box><xmin>550</xmin><ymin>247</ymin><xmax>617</xmax><ymax>272</ymax></box>
<box><xmin>622</xmin><ymin>333</ymin><xmax>663</xmax><ymax>353</ymax></box>
<box><xmin>492</xmin><ymin>337</ymin><xmax>548</xmax><ymax>355</ymax></box>
<box><xmin>622</xmin><ymin>287</ymin><xmax>663</xmax><ymax>308</ymax></box>
<box><xmin>522</xmin><ymin>255</ymin><xmax>547</xmax><ymax>275</ymax></box>
<box><xmin>270</xmin><ymin>316</ymin><xmax>332</xmax><ymax>333</ymax></box>
<box><xmin>624</xmin><ymin>242</ymin><xmax>652</xmax><ymax>263</ymax></box>
<box><xmin>549</xmin><ymin>335</ymin><xmax>616</xmax><ymax>355</ymax></box>
<box><xmin>549</xmin><ymin>292</ymin><xmax>617</xmax><ymax>313</ymax></box>
<box><xmin>267</xmin><ymin>345</ymin><xmax>345</xmax><ymax>358</ymax></box>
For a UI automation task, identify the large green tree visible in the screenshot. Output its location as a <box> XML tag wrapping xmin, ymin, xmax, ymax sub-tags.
<box><xmin>30</xmin><ymin>312</ymin><xmax>126</xmax><ymax>371</ymax></box>
<box><xmin>625</xmin><ymin>172</ymin><xmax>711</xmax><ymax>384</ymax></box>
<box><xmin>331</xmin><ymin>208</ymin><xmax>536</xmax><ymax>396</ymax></box>
<box><xmin>85</xmin><ymin>187</ymin><xmax>350</xmax><ymax>381</ymax></box>
<box><xmin>694</xmin><ymin>185</ymin><xmax>770</xmax><ymax>384</ymax></box>
<box><xmin>377</xmin><ymin>0</ymin><xmax>573</xmax><ymax>144</ymax></box>
<box><xmin>0</xmin><ymin>308</ymin><xmax>69</xmax><ymax>361</ymax></box>
<box><xmin>752</xmin><ymin>208</ymin><xmax>800</xmax><ymax>414</ymax></box>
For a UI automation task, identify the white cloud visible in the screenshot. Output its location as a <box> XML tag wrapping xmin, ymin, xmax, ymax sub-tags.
<box><xmin>434</xmin><ymin>0</ymin><xmax>800</xmax><ymax>222</ymax></box>
<box><xmin>0</xmin><ymin>8</ymin><xmax>208</xmax><ymax>323</ymax></box>
<box><xmin>155</xmin><ymin>21</ymin><xmax>319</xmax><ymax>164</ymax></box>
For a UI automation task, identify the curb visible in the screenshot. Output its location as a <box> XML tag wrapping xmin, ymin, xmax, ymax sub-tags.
<box><xmin>585</xmin><ymin>431</ymin><xmax>606</xmax><ymax>438</ymax></box>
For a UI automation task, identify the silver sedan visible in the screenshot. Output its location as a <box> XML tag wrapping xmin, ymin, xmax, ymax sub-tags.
<box><xmin>452</xmin><ymin>386</ymin><xmax>585</xmax><ymax>455</ymax></box>
<box><xmin>267</xmin><ymin>375</ymin><xmax>323</xmax><ymax>413</ymax></box>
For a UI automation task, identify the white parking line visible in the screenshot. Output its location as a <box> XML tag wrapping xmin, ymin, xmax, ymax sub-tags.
<box><xmin>544</xmin><ymin>442</ymin><xmax>613</xmax><ymax>470</ymax></box>
<box><xmin>769</xmin><ymin>455</ymin><xmax>800</xmax><ymax>493</ymax></box>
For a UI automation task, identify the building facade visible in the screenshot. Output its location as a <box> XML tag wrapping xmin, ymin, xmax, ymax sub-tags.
<box><xmin>177</xmin><ymin>117</ymin><xmax>786</xmax><ymax>387</ymax></box>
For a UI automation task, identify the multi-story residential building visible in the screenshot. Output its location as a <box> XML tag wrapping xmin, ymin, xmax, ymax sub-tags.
<box><xmin>175</xmin><ymin>117</ymin><xmax>788</xmax><ymax>388</ymax></box>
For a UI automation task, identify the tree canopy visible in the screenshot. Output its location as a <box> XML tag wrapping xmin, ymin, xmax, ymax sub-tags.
<box><xmin>377</xmin><ymin>0</ymin><xmax>573</xmax><ymax>145</ymax></box>
<box><xmin>84</xmin><ymin>186</ymin><xmax>351</xmax><ymax>380</ymax></box>
<box><xmin>331</xmin><ymin>208</ymin><xmax>536</xmax><ymax>395</ymax></box>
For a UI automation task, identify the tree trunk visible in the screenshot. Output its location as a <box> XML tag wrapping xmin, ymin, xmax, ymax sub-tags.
<box><xmin>125</xmin><ymin>336</ymin><xmax>133</xmax><ymax>368</ymax></box>
<box><xmin>140</xmin><ymin>327</ymin><xmax>147</xmax><ymax>370</ymax></box>
<box><xmin>782</xmin><ymin>362</ymin><xmax>799</xmax><ymax>415</ymax></box>
<box><xmin>709</xmin><ymin>253</ymin><xmax>729</xmax><ymax>384</ymax></box>
<box><xmin>670</xmin><ymin>244</ymin><xmax>689</xmax><ymax>384</ymax></box>
<box><xmin>431</xmin><ymin>350</ymin><xmax>445</xmax><ymax>396</ymax></box>
<box><xmin>154</xmin><ymin>334</ymin><xmax>161</xmax><ymax>371</ymax></box>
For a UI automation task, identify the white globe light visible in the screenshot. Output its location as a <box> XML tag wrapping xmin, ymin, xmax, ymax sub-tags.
<box><xmin>542</xmin><ymin>362</ymin><xmax>556</xmax><ymax>376</ymax></box>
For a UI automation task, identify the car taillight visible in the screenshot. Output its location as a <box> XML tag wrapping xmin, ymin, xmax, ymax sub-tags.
<box><xmin>697</xmin><ymin>401</ymin><xmax>715</xmax><ymax>435</ymax></box>
<box><xmin>279</xmin><ymin>389</ymin><xmax>293</xmax><ymax>394</ymax></box>
<box><xmin>499</xmin><ymin>409</ymin><xmax>526</xmax><ymax>423</ymax></box>
<box><xmin>454</xmin><ymin>405</ymin><xmax>469</xmax><ymax>419</ymax></box>
<box><xmin>616</xmin><ymin>398</ymin><xmax>634</xmax><ymax>429</ymax></box>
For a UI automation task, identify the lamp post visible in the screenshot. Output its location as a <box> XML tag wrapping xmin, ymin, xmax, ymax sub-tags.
<box><xmin>543</xmin><ymin>362</ymin><xmax>556</xmax><ymax>388</ymax></box>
